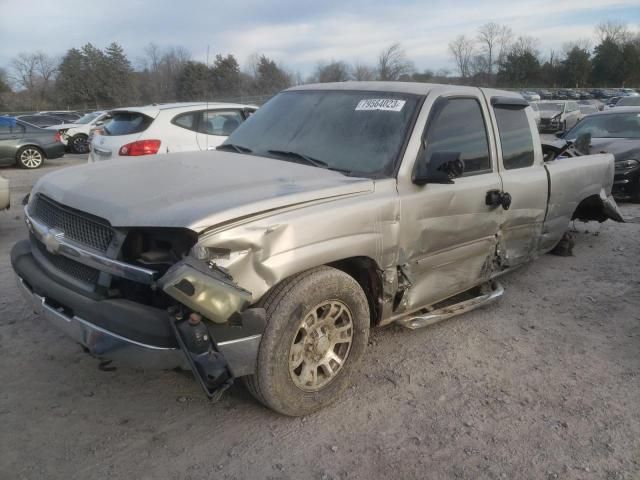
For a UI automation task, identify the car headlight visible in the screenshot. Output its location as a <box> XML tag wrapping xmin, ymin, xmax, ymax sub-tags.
<box><xmin>615</xmin><ymin>159</ymin><xmax>639</xmax><ymax>171</ymax></box>
<box><xmin>191</xmin><ymin>244</ymin><xmax>231</xmax><ymax>261</ymax></box>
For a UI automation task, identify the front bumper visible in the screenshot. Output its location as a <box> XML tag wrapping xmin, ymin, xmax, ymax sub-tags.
<box><xmin>11</xmin><ymin>238</ymin><xmax>264</xmax><ymax>382</ymax></box>
<box><xmin>16</xmin><ymin>275</ymin><xmax>187</xmax><ymax>370</ymax></box>
<box><xmin>613</xmin><ymin>167</ymin><xmax>640</xmax><ymax>200</ymax></box>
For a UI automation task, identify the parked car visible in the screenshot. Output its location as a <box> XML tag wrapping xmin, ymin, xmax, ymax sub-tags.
<box><xmin>16</xmin><ymin>114</ymin><xmax>67</xmax><ymax>128</ymax></box>
<box><xmin>529</xmin><ymin>101</ymin><xmax>541</xmax><ymax>127</ymax></box>
<box><xmin>11</xmin><ymin>82</ymin><xmax>622</xmax><ymax>415</ymax></box>
<box><xmin>605</xmin><ymin>96</ymin><xmax>622</xmax><ymax>109</ymax></box>
<box><xmin>39</xmin><ymin>111</ymin><xmax>83</xmax><ymax>122</ymax></box>
<box><xmin>88</xmin><ymin>102</ymin><xmax>257</xmax><ymax>162</ymax></box>
<box><xmin>617</xmin><ymin>88</ymin><xmax>639</xmax><ymax>97</ymax></box>
<box><xmin>614</xmin><ymin>96</ymin><xmax>640</xmax><ymax>107</ymax></box>
<box><xmin>556</xmin><ymin>107</ymin><xmax>640</xmax><ymax>202</ymax></box>
<box><xmin>0</xmin><ymin>117</ymin><xmax>65</xmax><ymax>168</ymax></box>
<box><xmin>577</xmin><ymin>103</ymin><xmax>599</xmax><ymax>119</ymax></box>
<box><xmin>519</xmin><ymin>91</ymin><xmax>540</xmax><ymax>101</ymax></box>
<box><xmin>0</xmin><ymin>174</ymin><xmax>8</xmax><ymax>210</ymax></box>
<box><xmin>533</xmin><ymin>100</ymin><xmax>581</xmax><ymax>131</ymax></box>
<box><xmin>47</xmin><ymin>111</ymin><xmax>112</xmax><ymax>153</ymax></box>
<box><xmin>537</xmin><ymin>89</ymin><xmax>554</xmax><ymax>100</ymax></box>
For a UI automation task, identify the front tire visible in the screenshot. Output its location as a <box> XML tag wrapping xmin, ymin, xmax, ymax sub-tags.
<box><xmin>16</xmin><ymin>146</ymin><xmax>44</xmax><ymax>169</ymax></box>
<box><xmin>69</xmin><ymin>134</ymin><xmax>89</xmax><ymax>154</ymax></box>
<box><xmin>245</xmin><ymin>266</ymin><xmax>370</xmax><ymax>416</ymax></box>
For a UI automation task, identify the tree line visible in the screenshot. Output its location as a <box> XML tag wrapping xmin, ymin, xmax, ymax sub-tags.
<box><xmin>1</xmin><ymin>20</ymin><xmax>638</xmax><ymax>112</ymax></box>
<box><xmin>448</xmin><ymin>20</ymin><xmax>640</xmax><ymax>88</ymax></box>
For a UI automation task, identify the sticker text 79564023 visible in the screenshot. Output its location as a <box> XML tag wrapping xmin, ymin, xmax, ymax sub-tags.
<box><xmin>355</xmin><ymin>99</ymin><xmax>406</xmax><ymax>112</ymax></box>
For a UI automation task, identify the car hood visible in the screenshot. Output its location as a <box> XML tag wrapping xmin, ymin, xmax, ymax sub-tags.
<box><xmin>589</xmin><ymin>138</ymin><xmax>640</xmax><ymax>162</ymax></box>
<box><xmin>45</xmin><ymin>123</ymin><xmax>77</xmax><ymax>130</ymax></box>
<box><xmin>540</xmin><ymin>112</ymin><xmax>562</xmax><ymax>119</ymax></box>
<box><xmin>32</xmin><ymin>151</ymin><xmax>374</xmax><ymax>231</ymax></box>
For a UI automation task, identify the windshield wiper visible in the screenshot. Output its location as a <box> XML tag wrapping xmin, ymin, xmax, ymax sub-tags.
<box><xmin>216</xmin><ymin>143</ymin><xmax>253</xmax><ymax>154</ymax></box>
<box><xmin>266</xmin><ymin>150</ymin><xmax>330</xmax><ymax>169</ymax></box>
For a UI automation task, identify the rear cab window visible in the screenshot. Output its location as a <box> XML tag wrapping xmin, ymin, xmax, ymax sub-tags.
<box><xmin>493</xmin><ymin>106</ymin><xmax>535</xmax><ymax>169</ymax></box>
<box><xmin>103</xmin><ymin>111</ymin><xmax>153</xmax><ymax>136</ymax></box>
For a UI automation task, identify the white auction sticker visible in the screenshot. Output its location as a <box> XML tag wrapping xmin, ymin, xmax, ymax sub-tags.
<box><xmin>355</xmin><ymin>99</ymin><xmax>406</xmax><ymax>112</ymax></box>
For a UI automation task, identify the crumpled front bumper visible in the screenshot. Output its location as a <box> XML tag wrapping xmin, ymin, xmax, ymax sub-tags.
<box><xmin>11</xmin><ymin>239</ymin><xmax>263</xmax><ymax>386</ymax></box>
<box><xmin>16</xmin><ymin>275</ymin><xmax>188</xmax><ymax>370</ymax></box>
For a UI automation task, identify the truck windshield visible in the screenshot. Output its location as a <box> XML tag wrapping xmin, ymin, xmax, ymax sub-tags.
<box><xmin>223</xmin><ymin>90</ymin><xmax>421</xmax><ymax>177</ymax></box>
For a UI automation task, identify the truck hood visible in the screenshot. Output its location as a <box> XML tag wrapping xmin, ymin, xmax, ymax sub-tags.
<box><xmin>32</xmin><ymin>151</ymin><xmax>374</xmax><ymax>231</ymax></box>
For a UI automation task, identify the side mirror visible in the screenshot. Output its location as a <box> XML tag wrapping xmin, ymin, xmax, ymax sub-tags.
<box><xmin>95</xmin><ymin>120</ymin><xmax>104</xmax><ymax>126</ymax></box>
<box><xmin>555</xmin><ymin>130</ymin><xmax>565</xmax><ymax>138</ymax></box>
<box><xmin>413</xmin><ymin>151</ymin><xmax>464</xmax><ymax>185</ymax></box>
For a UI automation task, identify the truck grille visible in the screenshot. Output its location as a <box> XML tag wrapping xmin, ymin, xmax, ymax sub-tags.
<box><xmin>33</xmin><ymin>237</ymin><xmax>101</xmax><ymax>286</ymax></box>
<box><xmin>30</xmin><ymin>194</ymin><xmax>114</xmax><ymax>252</ymax></box>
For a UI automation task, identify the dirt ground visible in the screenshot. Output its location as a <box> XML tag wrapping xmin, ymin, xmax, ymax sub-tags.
<box><xmin>1</xmin><ymin>153</ymin><xmax>639</xmax><ymax>480</ymax></box>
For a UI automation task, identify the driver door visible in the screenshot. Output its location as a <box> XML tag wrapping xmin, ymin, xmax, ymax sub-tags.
<box><xmin>397</xmin><ymin>93</ymin><xmax>504</xmax><ymax>311</ymax></box>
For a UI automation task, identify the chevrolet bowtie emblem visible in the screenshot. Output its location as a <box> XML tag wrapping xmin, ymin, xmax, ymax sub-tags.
<box><xmin>43</xmin><ymin>228</ymin><xmax>65</xmax><ymax>254</ymax></box>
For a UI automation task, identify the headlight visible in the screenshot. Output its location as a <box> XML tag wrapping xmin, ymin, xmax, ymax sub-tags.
<box><xmin>615</xmin><ymin>159</ymin><xmax>639</xmax><ymax>170</ymax></box>
<box><xmin>191</xmin><ymin>244</ymin><xmax>230</xmax><ymax>261</ymax></box>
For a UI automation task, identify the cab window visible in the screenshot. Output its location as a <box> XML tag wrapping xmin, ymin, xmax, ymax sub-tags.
<box><xmin>423</xmin><ymin>97</ymin><xmax>491</xmax><ymax>176</ymax></box>
<box><xmin>493</xmin><ymin>107</ymin><xmax>535</xmax><ymax>169</ymax></box>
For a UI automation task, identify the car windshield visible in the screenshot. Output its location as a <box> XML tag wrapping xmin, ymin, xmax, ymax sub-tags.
<box><xmin>565</xmin><ymin>113</ymin><xmax>640</xmax><ymax>140</ymax></box>
<box><xmin>223</xmin><ymin>90</ymin><xmax>420</xmax><ymax>177</ymax></box>
<box><xmin>616</xmin><ymin>97</ymin><xmax>640</xmax><ymax>107</ymax></box>
<box><xmin>538</xmin><ymin>103</ymin><xmax>563</xmax><ymax>112</ymax></box>
<box><xmin>75</xmin><ymin>112</ymin><xmax>101</xmax><ymax>124</ymax></box>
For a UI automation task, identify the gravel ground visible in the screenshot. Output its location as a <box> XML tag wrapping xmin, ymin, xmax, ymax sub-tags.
<box><xmin>1</xmin><ymin>152</ymin><xmax>639</xmax><ymax>480</ymax></box>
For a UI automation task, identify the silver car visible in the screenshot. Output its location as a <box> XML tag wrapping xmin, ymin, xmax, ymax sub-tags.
<box><xmin>534</xmin><ymin>100</ymin><xmax>581</xmax><ymax>132</ymax></box>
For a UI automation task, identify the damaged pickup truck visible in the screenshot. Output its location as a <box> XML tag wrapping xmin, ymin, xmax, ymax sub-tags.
<box><xmin>11</xmin><ymin>82</ymin><xmax>623</xmax><ymax>416</ymax></box>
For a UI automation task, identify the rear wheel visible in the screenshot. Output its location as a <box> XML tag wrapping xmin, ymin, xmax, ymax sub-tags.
<box><xmin>69</xmin><ymin>134</ymin><xmax>89</xmax><ymax>154</ymax></box>
<box><xmin>244</xmin><ymin>266</ymin><xmax>370</xmax><ymax>416</ymax></box>
<box><xmin>16</xmin><ymin>146</ymin><xmax>44</xmax><ymax>169</ymax></box>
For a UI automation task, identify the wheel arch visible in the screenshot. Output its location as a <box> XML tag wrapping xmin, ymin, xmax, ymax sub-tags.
<box><xmin>327</xmin><ymin>256</ymin><xmax>383</xmax><ymax>327</ymax></box>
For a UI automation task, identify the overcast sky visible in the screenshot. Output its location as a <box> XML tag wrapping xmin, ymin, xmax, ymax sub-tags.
<box><xmin>1</xmin><ymin>0</ymin><xmax>639</xmax><ymax>75</ymax></box>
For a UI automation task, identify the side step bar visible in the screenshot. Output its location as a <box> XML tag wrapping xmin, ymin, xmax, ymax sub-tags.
<box><xmin>396</xmin><ymin>281</ymin><xmax>504</xmax><ymax>330</ymax></box>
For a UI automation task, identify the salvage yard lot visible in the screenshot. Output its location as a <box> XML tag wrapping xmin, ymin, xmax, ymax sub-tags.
<box><xmin>1</xmin><ymin>154</ymin><xmax>639</xmax><ymax>480</ymax></box>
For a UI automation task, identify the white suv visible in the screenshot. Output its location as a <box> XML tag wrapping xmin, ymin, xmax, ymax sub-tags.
<box><xmin>49</xmin><ymin>111</ymin><xmax>112</xmax><ymax>154</ymax></box>
<box><xmin>89</xmin><ymin>102</ymin><xmax>256</xmax><ymax>163</ymax></box>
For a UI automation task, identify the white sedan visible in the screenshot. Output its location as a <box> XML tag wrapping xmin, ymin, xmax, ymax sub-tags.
<box><xmin>48</xmin><ymin>111</ymin><xmax>112</xmax><ymax>153</ymax></box>
<box><xmin>89</xmin><ymin>102</ymin><xmax>257</xmax><ymax>163</ymax></box>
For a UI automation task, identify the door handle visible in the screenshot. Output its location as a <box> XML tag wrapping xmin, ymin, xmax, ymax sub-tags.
<box><xmin>486</xmin><ymin>190</ymin><xmax>512</xmax><ymax>210</ymax></box>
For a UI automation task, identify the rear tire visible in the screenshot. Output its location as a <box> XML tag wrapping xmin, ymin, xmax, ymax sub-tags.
<box><xmin>16</xmin><ymin>146</ymin><xmax>44</xmax><ymax>169</ymax></box>
<box><xmin>244</xmin><ymin>266</ymin><xmax>370</xmax><ymax>416</ymax></box>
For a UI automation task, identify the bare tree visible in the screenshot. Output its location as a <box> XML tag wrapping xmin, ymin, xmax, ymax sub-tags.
<box><xmin>477</xmin><ymin>22</ymin><xmax>513</xmax><ymax>78</ymax></box>
<box><xmin>510</xmin><ymin>36</ymin><xmax>540</xmax><ymax>57</ymax></box>
<box><xmin>377</xmin><ymin>43</ymin><xmax>414</xmax><ymax>80</ymax></box>
<box><xmin>352</xmin><ymin>63</ymin><xmax>376</xmax><ymax>81</ymax></box>
<box><xmin>448</xmin><ymin>35</ymin><xmax>476</xmax><ymax>78</ymax></box>
<box><xmin>10</xmin><ymin>53</ymin><xmax>39</xmax><ymax>90</ymax></box>
<box><xmin>562</xmin><ymin>39</ymin><xmax>591</xmax><ymax>55</ymax></box>
<box><xmin>312</xmin><ymin>61</ymin><xmax>350</xmax><ymax>83</ymax></box>
<box><xmin>595</xmin><ymin>20</ymin><xmax>631</xmax><ymax>44</ymax></box>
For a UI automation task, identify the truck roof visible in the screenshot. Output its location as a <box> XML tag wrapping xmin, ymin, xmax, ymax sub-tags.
<box><xmin>287</xmin><ymin>81</ymin><xmax>522</xmax><ymax>99</ymax></box>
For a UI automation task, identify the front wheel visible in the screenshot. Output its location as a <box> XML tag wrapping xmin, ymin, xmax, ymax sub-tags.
<box><xmin>69</xmin><ymin>134</ymin><xmax>89</xmax><ymax>154</ymax></box>
<box><xmin>16</xmin><ymin>146</ymin><xmax>44</xmax><ymax>169</ymax></box>
<box><xmin>245</xmin><ymin>266</ymin><xmax>370</xmax><ymax>416</ymax></box>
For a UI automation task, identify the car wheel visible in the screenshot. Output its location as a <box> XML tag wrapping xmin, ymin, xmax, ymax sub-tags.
<box><xmin>16</xmin><ymin>146</ymin><xmax>44</xmax><ymax>169</ymax></box>
<box><xmin>70</xmin><ymin>134</ymin><xmax>89</xmax><ymax>154</ymax></box>
<box><xmin>244</xmin><ymin>266</ymin><xmax>370</xmax><ymax>416</ymax></box>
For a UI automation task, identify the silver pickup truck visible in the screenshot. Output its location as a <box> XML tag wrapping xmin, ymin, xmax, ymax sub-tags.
<box><xmin>11</xmin><ymin>82</ymin><xmax>622</xmax><ymax>416</ymax></box>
